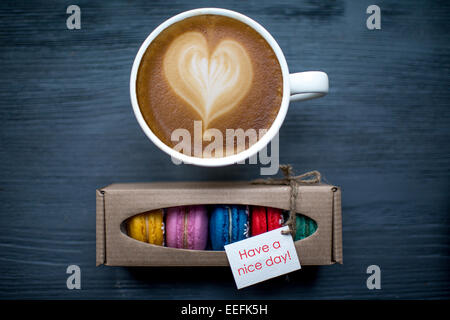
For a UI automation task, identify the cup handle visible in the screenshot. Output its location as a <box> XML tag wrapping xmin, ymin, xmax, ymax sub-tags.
<box><xmin>289</xmin><ymin>71</ymin><xmax>329</xmax><ymax>102</ymax></box>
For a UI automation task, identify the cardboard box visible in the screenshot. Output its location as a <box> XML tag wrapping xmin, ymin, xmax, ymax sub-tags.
<box><xmin>96</xmin><ymin>182</ymin><xmax>342</xmax><ymax>266</ymax></box>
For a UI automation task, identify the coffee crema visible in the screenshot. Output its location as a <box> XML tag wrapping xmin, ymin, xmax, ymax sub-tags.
<box><xmin>136</xmin><ymin>14</ymin><xmax>283</xmax><ymax>157</ymax></box>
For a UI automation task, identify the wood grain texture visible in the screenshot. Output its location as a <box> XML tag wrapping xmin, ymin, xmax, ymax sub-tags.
<box><xmin>0</xmin><ymin>0</ymin><xmax>449</xmax><ymax>299</ymax></box>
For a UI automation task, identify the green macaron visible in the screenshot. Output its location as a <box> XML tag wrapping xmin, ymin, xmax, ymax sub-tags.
<box><xmin>294</xmin><ymin>214</ymin><xmax>317</xmax><ymax>241</ymax></box>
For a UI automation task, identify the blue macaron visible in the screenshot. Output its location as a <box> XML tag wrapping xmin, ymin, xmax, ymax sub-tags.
<box><xmin>209</xmin><ymin>205</ymin><xmax>249</xmax><ymax>250</ymax></box>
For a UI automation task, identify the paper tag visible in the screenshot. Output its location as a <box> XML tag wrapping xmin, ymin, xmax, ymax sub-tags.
<box><xmin>224</xmin><ymin>226</ymin><xmax>301</xmax><ymax>289</ymax></box>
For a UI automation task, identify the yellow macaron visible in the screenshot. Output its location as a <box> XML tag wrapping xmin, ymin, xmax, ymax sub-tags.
<box><xmin>127</xmin><ymin>209</ymin><xmax>164</xmax><ymax>245</ymax></box>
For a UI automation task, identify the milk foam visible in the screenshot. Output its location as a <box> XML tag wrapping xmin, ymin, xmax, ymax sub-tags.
<box><xmin>163</xmin><ymin>32</ymin><xmax>253</xmax><ymax>129</ymax></box>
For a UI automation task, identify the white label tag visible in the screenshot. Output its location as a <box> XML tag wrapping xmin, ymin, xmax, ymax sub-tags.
<box><xmin>224</xmin><ymin>226</ymin><xmax>301</xmax><ymax>289</ymax></box>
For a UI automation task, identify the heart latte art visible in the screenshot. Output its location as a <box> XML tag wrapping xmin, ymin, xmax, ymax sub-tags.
<box><xmin>163</xmin><ymin>32</ymin><xmax>253</xmax><ymax>129</ymax></box>
<box><xmin>136</xmin><ymin>14</ymin><xmax>283</xmax><ymax>157</ymax></box>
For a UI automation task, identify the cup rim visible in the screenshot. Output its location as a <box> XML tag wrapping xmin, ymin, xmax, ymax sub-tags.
<box><xmin>130</xmin><ymin>7</ymin><xmax>290</xmax><ymax>167</ymax></box>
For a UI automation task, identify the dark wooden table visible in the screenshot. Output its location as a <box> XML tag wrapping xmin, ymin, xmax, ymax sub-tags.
<box><xmin>1</xmin><ymin>0</ymin><xmax>449</xmax><ymax>299</ymax></box>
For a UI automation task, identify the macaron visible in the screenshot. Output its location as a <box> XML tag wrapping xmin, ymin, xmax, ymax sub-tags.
<box><xmin>165</xmin><ymin>205</ymin><xmax>209</xmax><ymax>250</ymax></box>
<box><xmin>251</xmin><ymin>206</ymin><xmax>284</xmax><ymax>236</ymax></box>
<box><xmin>210</xmin><ymin>205</ymin><xmax>249</xmax><ymax>250</ymax></box>
<box><xmin>127</xmin><ymin>209</ymin><xmax>164</xmax><ymax>245</ymax></box>
<box><xmin>294</xmin><ymin>214</ymin><xmax>318</xmax><ymax>241</ymax></box>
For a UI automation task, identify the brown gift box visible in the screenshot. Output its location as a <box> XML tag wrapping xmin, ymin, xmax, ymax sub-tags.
<box><xmin>96</xmin><ymin>182</ymin><xmax>342</xmax><ymax>266</ymax></box>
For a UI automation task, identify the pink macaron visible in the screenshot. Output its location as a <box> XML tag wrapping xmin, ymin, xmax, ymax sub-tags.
<box><xmin>165</xmin><ymin>205</ymin><xmax>208</xmax><ymax>250</ymax></box>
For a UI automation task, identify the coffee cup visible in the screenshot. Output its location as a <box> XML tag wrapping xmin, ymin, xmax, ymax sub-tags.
<box><xmin>130</xmin><ymin>8</ymin><xmax>328</xmax><ymax>166</ymax></box>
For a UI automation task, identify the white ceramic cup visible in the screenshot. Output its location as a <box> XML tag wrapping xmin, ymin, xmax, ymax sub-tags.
<box><xmin>130</xmin><ymin>8</ymin><xmax>329</xmax><ymax>167</ymax></box>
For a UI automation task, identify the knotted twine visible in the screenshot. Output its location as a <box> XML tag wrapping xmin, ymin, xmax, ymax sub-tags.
<box><xmin>251</xmin><ymin>164</ymin><xmax>321</xmax><ymax>239</ymax></box>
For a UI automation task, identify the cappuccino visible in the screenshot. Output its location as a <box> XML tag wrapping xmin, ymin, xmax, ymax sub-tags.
<box><xmin>136</xmin><ymin>14</ymin><xmax>283</xmax><ymax>157</ymax></box>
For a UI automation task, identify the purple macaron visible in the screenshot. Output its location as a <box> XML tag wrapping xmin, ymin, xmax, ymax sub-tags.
<box><xmin>165</xmin><ymin>205</ymin><xmax>209</xmax><ymax>250</ymax></box>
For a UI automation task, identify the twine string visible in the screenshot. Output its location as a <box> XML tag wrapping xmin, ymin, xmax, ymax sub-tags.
<box><xmin>251</xmin><ymin>165</ymin><xmax>321</xmax><ymax>238</ymax></box>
